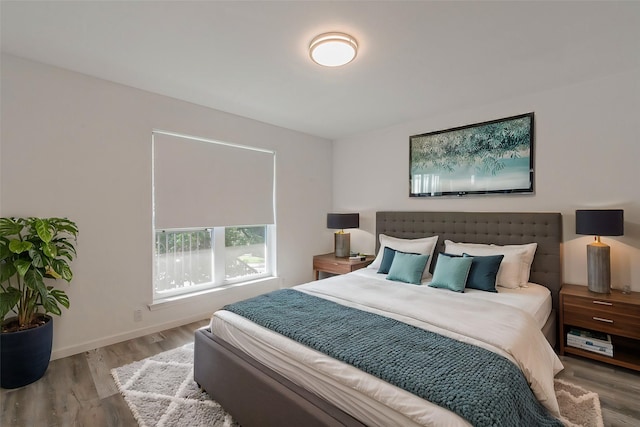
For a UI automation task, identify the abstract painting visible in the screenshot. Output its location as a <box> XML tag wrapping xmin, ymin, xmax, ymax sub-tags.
<box><xmin>410</xmin><ymin>113</ymin><xmax>534</xmax><ymax>197</ymax></box>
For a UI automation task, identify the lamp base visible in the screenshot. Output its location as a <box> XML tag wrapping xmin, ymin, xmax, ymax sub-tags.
<box><xmin>334</xmin><ymin>233</ymin><xmax>350</xmax><ymax>258</ymax></box>
<box><xmin>587</xmin><ymin>242</ymin><xmax>611</xmax><ymax>294</ymax></box>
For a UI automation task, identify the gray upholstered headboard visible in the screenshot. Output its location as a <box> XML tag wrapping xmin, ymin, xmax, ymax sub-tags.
<box><xmin>376</xmin><ymin>211</ymin><xmax>562</xmax><ymax>311</ymax></box>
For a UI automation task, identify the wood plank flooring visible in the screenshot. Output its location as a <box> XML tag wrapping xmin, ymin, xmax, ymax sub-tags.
<box><xmin>556</xmin><ymin>355</ymin><xmax>640</xmax><ymax>427</ymax></box>
<box><xmin>2</xmin><ymin>319</ymin><xmax>639</xmax><ymax>426</ymax></box>
<box><xmin>1</xmin><ymin>319</ymin><xmax>209</xmax><ymax>427</ymax></box>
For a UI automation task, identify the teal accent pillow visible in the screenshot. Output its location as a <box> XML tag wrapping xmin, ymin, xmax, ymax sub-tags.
<box><xmin>386</xmin><ymin>252</ymin><xmax>430</xmax><ymax>285</ymax></box>
<box><xmin>377</xmin><ymin>246</ymin><xmax>397</xmax><ymax>274</ymax></box>
<box><xmin>463</xmin><ymin>253</ymin><xmax>504</xmax><ymax>293</ymax></box>
<box><xmin>378</xmin><ymin>247</ymin><xmax>421</xmax><ymax>274</ymax></box>
<box><xmin>429</xmin><ymin>253</ymin><xmax>473</xmax><ymax>292</ymax></box>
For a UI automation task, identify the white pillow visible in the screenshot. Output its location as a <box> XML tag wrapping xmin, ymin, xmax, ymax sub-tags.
<box><xmin>369</xmin><ymin>234</ymin><xmax>439</xmax><ymax>280</ymax></box>
<box><xmin>444</xmin><ymin>240</ymin><xmax>537</xmax><ymax>288</ymax></box>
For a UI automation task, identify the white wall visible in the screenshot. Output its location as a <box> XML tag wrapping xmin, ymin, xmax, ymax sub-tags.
<box><xmin>333</xmin><ymin>68</ymin><xmax>640</xmax><ymax>292</ymax></box>
<box><xmin>1</xmin><ymin>54</ymin><xmax>333</xmax><ymax>359</ymax></box>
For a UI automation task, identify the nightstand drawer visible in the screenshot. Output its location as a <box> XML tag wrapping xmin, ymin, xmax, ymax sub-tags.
<box><xmin>313</xmin><ymin>259</ymin><xmax>351</xmax><ymax>275</ymax></box>
<box><xmin>563</xmin><ymin>294</ymin><xmax>640</xmax><ymax>318</ymax></box>
<box><xmin>563</xmin><ymin>296</ymin><xmax>640</xmax><ymax>340</ymax></box>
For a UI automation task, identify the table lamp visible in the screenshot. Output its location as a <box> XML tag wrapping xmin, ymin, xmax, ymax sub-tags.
<box><xmin>575</xmin><ymin>209</ymin><xmax>624</xmax><ymax>293</ymax></box>
<box><xmin>327</xmin><ymin>213</ymin><xmax>359</xmax><ymax>257</ymax></box>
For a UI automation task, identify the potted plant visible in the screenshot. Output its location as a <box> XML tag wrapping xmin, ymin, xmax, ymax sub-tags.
<box><xmin>0</xmin><ymin>217</ymin><xmax>78</xmax><ymax>389</ymax></box>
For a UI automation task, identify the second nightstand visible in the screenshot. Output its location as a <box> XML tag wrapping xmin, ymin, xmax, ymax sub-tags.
<box><xmin>313</xmin><ymin>252</ymin><xmax>374</xmax><ymax>280</ymax></box>
<box><xmin>559</xmin><ymin>283</ymin><xmax>640</xmax><ymax>371</ymax></box>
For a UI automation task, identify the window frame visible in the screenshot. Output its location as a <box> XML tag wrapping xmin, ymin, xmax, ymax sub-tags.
<box><xmin>152</xmin><ymin>225</ymin><xmax>276</xmax><ymax>302</ymax></box>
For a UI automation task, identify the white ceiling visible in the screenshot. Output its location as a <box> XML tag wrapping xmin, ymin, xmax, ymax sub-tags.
<box><xmin>2</xmin><ymin>1</ymin><xmax>639</xmax><ymax>140</ymax></box>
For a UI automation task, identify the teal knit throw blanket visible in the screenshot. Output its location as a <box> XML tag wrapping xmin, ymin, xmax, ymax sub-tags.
<box><xmin>224</xmin><ymin>289</ymin><xmax>561</xmax><ymax>427</ymax></box>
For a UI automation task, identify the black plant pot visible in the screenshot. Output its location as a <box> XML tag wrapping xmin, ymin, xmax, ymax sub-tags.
<box><xmin>0</xmin><ymin>315</ymin><xmax>53</xmax><ymax>389</ymax></box>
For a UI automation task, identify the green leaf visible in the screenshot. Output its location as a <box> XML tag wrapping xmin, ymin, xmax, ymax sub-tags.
<box><xmin>41</xmin><ymin>242</ymin><xmax>57</xmax><ymax>258</ymax></box>
<box><xmin>52</xmin><ymin>259</ymin><xmax>73</xmax><ymax>282</ymax></box>
<box><xmin>49</xmin><ymin>259</ymin><xmax>64</xmax><ymax>278</ymax></box>
<box><xmin>61</xmin><ymin>264</ymin><xmax>72</xmax><ymax>281</ymax></box>
<box><xmin>0</xmin><ymin>238</ymin><xmax>12</xmax><ymax>262</ymax></box>
<box><xmin>52</xmin><ymin>219</ymin><xmax>79</xmax><ymax>238</ymax></box>
<box><xmin>34</xmin><ymin>219</ymin><xmax>53</xmax><ymax>243</ymax></box>
<box><xmin>57</xmin><ymin>249</ymin><xmax>73</xmax><ymax>262</ymax></box>
<box><xmin>24</xmin><ymin>268</ymin><xmax>45</xmax><ymax>296</ymax></box>
<box><xmin>52</xmin><ymin>239</ymin><xmax>77</xmax><ymax>261</ymax></box>
<box><xmin>9</xmin><ymin>239</ymin><xmax>33</xmax><ymax>254</ymax></box>
<box><xmin>14</xmin><ymin>259</ymin><xmax>31</xmax><ymax>277</ymax></box>
<box><xmin>0</xmin><ymin>287</ymin><xmax>22</xmax><ymax>319</ymax></box>
<box><xmin>42</xmin><ymin>294</ymin><xmax>62</xmax><ymax>316</ymax></box>
<box><xmin>29</xmin><ymin>248</ymin><xmax>45</xmax><ymax>268</ymax></box>
<box><xmin>0</xmin><ymin>218</ymin><xmax>24</xmax><ymax>237</ymax></box>
<box><xmin>0</xmin><ymin>262</ymin><xmax>17</xmax><ymax>283</ymax></box>
<box><xmin>50</xmin><ymin>288</ymin><xmax>70</xmax><ymax>309</ymax></box>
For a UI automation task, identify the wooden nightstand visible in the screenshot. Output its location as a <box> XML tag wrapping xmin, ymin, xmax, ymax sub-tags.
<box><xmin>559</xmin><ymin>284</ymin><xmax>640</xmax><ymax>371</ymax></box>
<box><xmin>313</xmin><ymin>253</ymin><xmax>374</xmax><ymax>280</ymax></box>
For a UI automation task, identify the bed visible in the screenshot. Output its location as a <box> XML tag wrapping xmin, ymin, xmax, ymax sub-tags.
<box><xmin>194</xmin><ymin>211</ymin><xmax>563</xmax><ymax>426</ymax></box>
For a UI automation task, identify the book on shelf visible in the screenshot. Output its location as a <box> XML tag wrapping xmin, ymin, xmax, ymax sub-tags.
<box><xmin>567</xmin><ymin>335</ymin><xmax>613</xmax><ymax>351</ymax></box>
<box><xmin>567</xmin><ymin>328</ymin><xmax>612</xmax><ymax>349</ymax></box>
<box><xmin>566</xmin><ymin>339</ymin><xmax>614</xmax><ymax>357</ymax></box>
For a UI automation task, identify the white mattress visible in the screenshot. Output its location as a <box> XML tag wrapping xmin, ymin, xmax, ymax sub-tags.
<box><xmin>210</xmin><ymin>270</ymin><xmax>560</xmax><ymax>427</ymax></box>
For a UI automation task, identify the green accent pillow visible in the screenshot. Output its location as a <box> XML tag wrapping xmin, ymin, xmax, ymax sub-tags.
<box><xmin>463</xmin><ymin>253</ymin><xmax>504</xmax><ymax>293</ymax></box>
<box><xmin>386</xmin><ymin>252</ymin><xmax>430</xmax><ymax>285</ymax></box>
<box><xmin>429</xmin><ymin>253</ymin><xmax>473</xmax><ymax>292</ymax></box>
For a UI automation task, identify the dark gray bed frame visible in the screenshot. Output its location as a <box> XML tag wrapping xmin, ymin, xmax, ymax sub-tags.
<box><xmin>194</xmin><ymin>211</ymin><xmax>563</xmax><ymax>427</ymax></box>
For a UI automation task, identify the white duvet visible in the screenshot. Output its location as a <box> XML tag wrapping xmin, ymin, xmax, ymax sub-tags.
<box><xmin>211</xmin><ymin>271</ymin><xmax>563</xmax><ymax>426</ymax></box>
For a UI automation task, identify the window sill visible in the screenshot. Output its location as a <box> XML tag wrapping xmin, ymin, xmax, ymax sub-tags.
<box><xmin>148</xmin><ymin>276</ymin><xmax>281</xmax><ymax>311</ymax></box>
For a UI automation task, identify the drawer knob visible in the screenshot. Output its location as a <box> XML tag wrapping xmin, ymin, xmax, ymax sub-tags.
<box><xmin>592</xmin><ymin>317</ymin><xmax>614</xmax><ymax>323</ymax></box>
<box><xmin>593</xmin><ymin>301</ymin><xmax>613</xmax><ymax>306</ymax></box>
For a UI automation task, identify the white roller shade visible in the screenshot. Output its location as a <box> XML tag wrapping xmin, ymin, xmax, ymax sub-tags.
<box><xmin>153</xmin><ymin>131</ymin><xmax>275</xmax><ymax>229</ymax></box>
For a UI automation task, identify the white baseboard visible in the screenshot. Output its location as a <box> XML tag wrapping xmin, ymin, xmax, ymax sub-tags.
<box><xmin>50</xmin><ymin>276</ymin><xmax>283</xmax><ymax>361</ymax></box>
<box><xmin>50</xmin><ymin>311</ymin><xmax>212</xmax><ymax>361</ymax></box>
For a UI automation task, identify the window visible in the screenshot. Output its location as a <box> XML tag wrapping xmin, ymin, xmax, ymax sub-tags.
<box><xmin>152</xmin><ymin>130</ymin><xmax>276</xmax><ymax>302</ymax></box>
<box><xmin>153</xmin><ymin>225</ymin><xmax>273</xmax><ymax>300</ymax></box>
<box><xmin>224</xmin><ymin>225</ymin><xmax>268</xmax><ymax>281</ymax></box>
<box><xmin>154</xmin><ymin>229</ymin><xmax>213</xmax><ymax>298</ymax></box>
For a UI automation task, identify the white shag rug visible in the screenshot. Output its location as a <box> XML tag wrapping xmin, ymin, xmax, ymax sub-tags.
<box><xmin>111</xmin><ymin>343</ymin><xmax>238</xmax><ymax>427</ymax></box>
<box><xmin>112</xmin><ymin>344</ymin><xmax>603</xmax><ymax>427</ymax></box>
<box><xmin>554</xmin><ymin>378</ymin><xmax>604</xmax><ymax>427</ymax></box>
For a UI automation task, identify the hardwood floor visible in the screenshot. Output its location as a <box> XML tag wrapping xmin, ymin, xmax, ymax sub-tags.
<box><xmin>1</xmin><ymin>319</ymin><xmax>639</xmax><ymax>426</ymax></box>
<box><xmin>1</xmin><ymin>319</ymin><xmax>210</xmax><ymax>427</ymax></box>
<box><xmin>556</xmin><ymin>355</ymin><xmax>640</xmax><ymax>427</ymax></box>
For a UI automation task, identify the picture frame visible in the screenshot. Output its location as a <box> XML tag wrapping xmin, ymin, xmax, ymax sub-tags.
<box><xmin>409</xmin><ymin>112</ymin><xmax>534</xmax><ymax>197</ymax></box>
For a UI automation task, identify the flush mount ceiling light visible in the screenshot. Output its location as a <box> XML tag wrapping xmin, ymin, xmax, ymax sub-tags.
<box><xmin>309</xmin><ymin>32</ymin><xmax>358</xmax><ymax>67</ymax></box>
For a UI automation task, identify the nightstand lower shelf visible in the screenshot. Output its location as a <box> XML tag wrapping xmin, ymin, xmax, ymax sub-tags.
<box><xmin>563</xmin><ymin>334</ymin><xmax>640</xmax><ymax>371</ymax></box>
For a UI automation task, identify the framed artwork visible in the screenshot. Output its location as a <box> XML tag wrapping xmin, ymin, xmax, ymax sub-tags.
<box><xmin>409</xmin><ymin>112</ymin><xmax>534</xmax><ymax>197</ymax></box>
